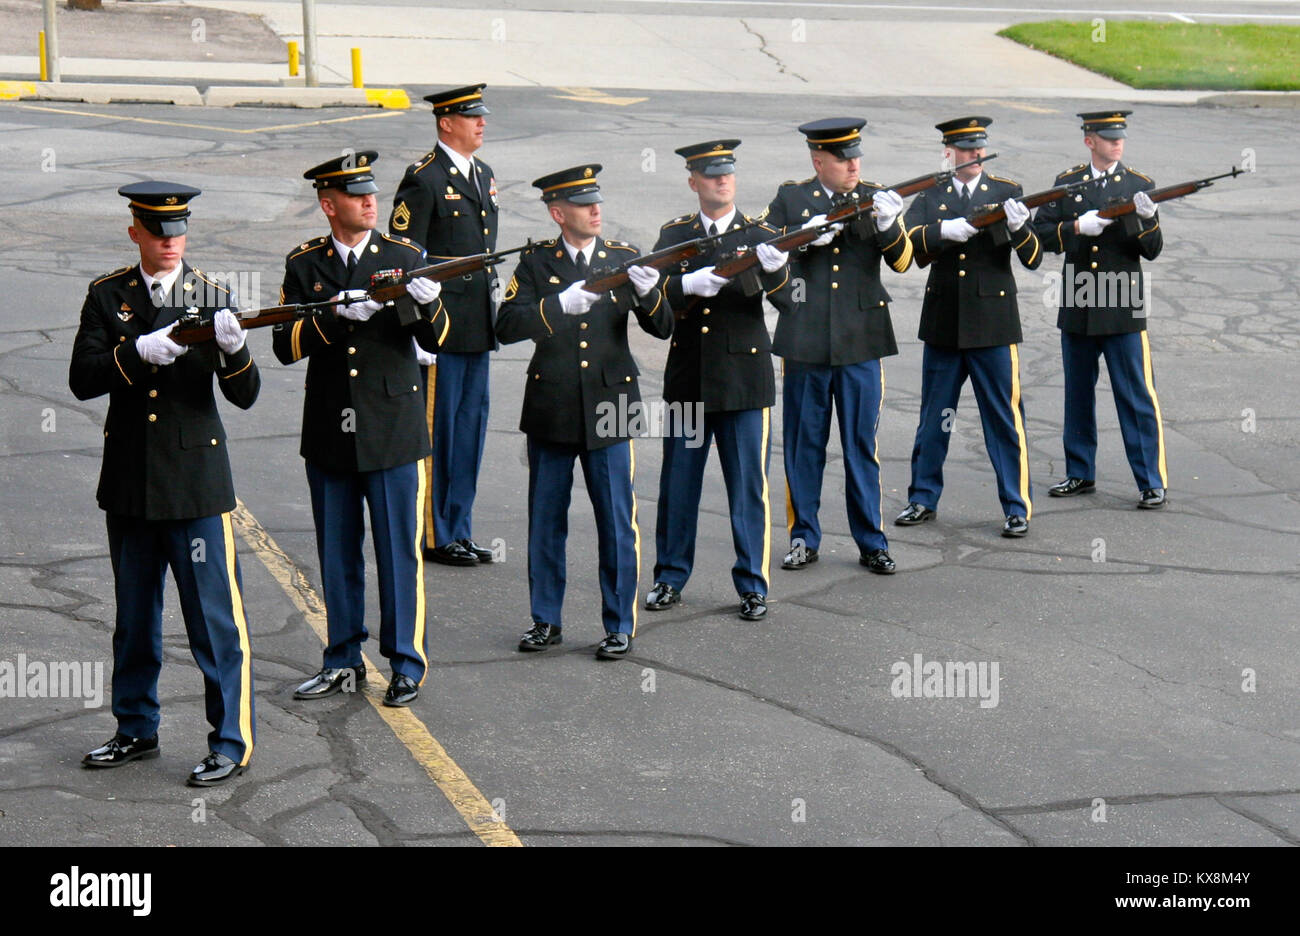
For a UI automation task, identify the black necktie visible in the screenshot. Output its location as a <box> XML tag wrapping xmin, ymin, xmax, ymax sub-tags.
<box><xmin>346</xmin><ymin>251</ymin><xmax>357</xmax><ymax>273</ymax></box>
<box><xmin>575</xmin><ymin>251</ymin><xmax>588</xmax><ymax>277</ymax></box>
<box><xmin>958</xmin><ymin>184</ymin><xmax>970</xmax><ymax>213</ymax></box>
<box><xmin>150</xmin><ymin>280</ymin><xmax>164</xmax><ymax>306</ymax></box>
<box><xmin>707</xmin><ymin>222</ymin><xmax>718</xmax><ymax>237</ymax></box>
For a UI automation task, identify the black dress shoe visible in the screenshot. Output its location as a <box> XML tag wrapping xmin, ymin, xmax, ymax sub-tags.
<box><xmin>645</xmin><ymin>582</ymin><xmax>681</xmax><ymax>610</ymax></box>
<box><xmin>739</xmin><ymin>592</ymin><xmax>767</xmax><ymax>621</ymax></box>
<box><xmin>1002</xmin><ymin>515</ymin><xmax>1029</xmax><ymax>538</ymax></box>
<box><xmin>595</xmin><ymin>632</ymin><xmax>632</xmax><ymax>660</ymax></box>
<box><xmin>427</xmin><ymin>542</ymin><xmax>478</xmax><ymax>566</ymax></box>
<box><xmin>1138</xmin><ymin>488</ymin><xmax>1166</xmax><ymax>509</ymax></box>
<box><xmin>859</xmin><ymin>549</ymin><xmax>896</xmax><ymax>574</ymax></box>
<box><xmin>781</xmin><ymin>546</ymin><xmax>818</xmax><ymax>570</ymax></box>
<box><xmin>1048</xmin><ymin>477</ymin><xmax>1095</xmax><ymax>497</ymax></box>
<box><xmin>383</xmin><ymin>674</ymin><xmax>419</xmax><ymax>707</ymax></box>
<box><xmin>82</xmin><ymin>733</ymin><xmax>159</xmax><ymax>768</ymax></box>
<box><xmin>518</xmin><ymin>622</ymin><xmax>562</xmax><ymax>652</ymax></box>
<box><xmin>460</xmin><ymin>539</ymin><xmax>495</xmax><ymax>562</ymax></box>
<box><xmin>293</xmin><ymin>664</ymin><xmax>365</xmax><ymax>700</ymax></box>
<box><xmin>187</xmin><ymin>751</ymin><xmax>245</xmax><ymax>787</ymax></box>
<box><xmin>895</xmin><ymin>503</ymin><xmax>937</xmax><ymax>526</ymax></box>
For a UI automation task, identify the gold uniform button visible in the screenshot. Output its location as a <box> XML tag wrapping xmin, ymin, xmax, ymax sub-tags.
<box><xmin>579</xmin><ymin>340</ymin><xmax>588</xmax><ymax>349</ymax></box>
<box><xmin>349</xmin><ymin>368</ymin><xmax>358</xmax><ymax>377</ymax></box>
<box><xmin>624</xmin><ymin>376</ymin><xmax>632</xmax><ymax>383</ymax></box>
<box><xmin>672</xmin><ymin>341</ymin><xmax>678</xmax><ymax>347</ymax></box>
<box><xmin>958</xmin><ymin>254</ymin><xmax>966</xmax><ymax>260</ymax></box>
<box><xmin>750</xmin><ymin>347</ymin><xmax>757</xmax><ymax>354</ymax></box>
<box><xmin>412</xmin><ymin>385</ymin><xmax>418</xmax><ymax>391</ymax></box>
<box><xmin>151</xmin><ymin>366</ymin><xmax>159</xmax><ymax>374</ymax></box>
<box><xmin>831</xmin><ymin>282</ymin><xmax>838</xmax><ymax>289</ymax></box>
<box><xmin>210</xmin><ymin>438</ymin><xmax>218</xmax><ymax>446</ymax></box>
<box><xmin>148</xmin><ymin>389</ymin><xmax>158</xmax><ymax>398</ymax></box>
<box><xmin>1090</xmin><ymin>262</ymin><xmax>1098</xmax><ymax>270</ymax></box>
<box><xmin>347</xmin><ymin>325</ymin><xmax>355</xmax><ymax>332</ymax></box>
<box><xmin>348</xmin><ymin>346</ymin><xmax>356</xmax><ymax>354</ymax></box>
<box><xmin>879</xmin><ymin>300</ymin><xmax>886</xmax><ymax>307</ymax></box>
<box><xmin>999</xmin><ymin>290</ymin><xmax>1006</xmax><ymax>297</ymax></box>
<box><xmin>1091</xmin><ymin>245</ymin><xmax>1099</xmax><ymax>253</ymax></box>
<box><xmin>579</xmin><ymin>322</ymin><xmax>588</xmax><ymax>330</ymax></box>
<box><xmin>580</xmin><ymin>360</ymin><xmax>589</xmax><ymax>368</ymax></box>
<box><xmin>534</xmin><ymin>374</ymin><xmax>540</xmax><ymax>380</ymax></box>
<box><xmin>483</xmin><ymin>228</ymin><xmax>490</xmax><ymax>235</ymax></box>
<box><xmin>832</xmin><ymin>247</ymin><xmax>840</xmax><ymax>255</ymax></box>
<box><xmin>958</xmin><ymin>270</ymin><xmax>966</xmax><ymax>278</ymax></box>
<box><xmin>147</xmin><ymin>414</ymin><xmax>157</xmax><ymax>423</ymax></box>
<box><xmin>701</xmin><ymin>326</ymin><xmax>710</xmax><ymax>334</ymax></box>
<box><xmin>119</xmin><ymin>336</ymin><xmax>125</xmax><ymax>343</ymax></box>
<box><xmin>832</xmin><ymin>265</ymin><xmax>839</xmax><ymax>272</ymax></box>
<box><xmin>702</xmin><ymin>307</ymin><xmax>710</xmax><ymax>315</ymax></box>
<box><xmin>481</xmin><ymin>210</ymin><xmax>487</xmax><ymax>218</ymax></box>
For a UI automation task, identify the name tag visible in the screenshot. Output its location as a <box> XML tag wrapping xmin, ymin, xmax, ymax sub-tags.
<box><xmin>444</xmin><ymin>193</ymin><xmax>462</xmax><ymax>201</ymax></box>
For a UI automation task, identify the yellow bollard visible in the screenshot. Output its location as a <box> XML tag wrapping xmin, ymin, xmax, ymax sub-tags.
<box><xmin>288</xmin><ymin>40</ymin><xmax>300</xmax><ymax>77</ymax></box>
<box><xmin>39</xmin><ymin>31</ymin><xmax>47</xmax><ymax>82</ymax></box>
<box><xmin>351</xmin><ymin>47</ymin><xmax>362</xmax><ymax>89</ymax></box>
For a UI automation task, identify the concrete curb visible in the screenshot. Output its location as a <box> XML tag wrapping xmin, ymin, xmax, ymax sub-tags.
<box><xmin>0</xmin><ymin>80</ymin><xmax>409</xmax><ymax>108</ymax></box>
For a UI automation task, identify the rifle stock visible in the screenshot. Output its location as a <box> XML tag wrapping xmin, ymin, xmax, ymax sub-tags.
<box><xmin>171</xmin><ymin>300</ymin><xmax>337</xmax><ymax>346</ymax></box>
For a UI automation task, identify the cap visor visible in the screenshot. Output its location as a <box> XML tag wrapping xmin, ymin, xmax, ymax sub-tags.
<box><xmin>701</xmin><ymin>163</ymin><xmax>736</xmax><ymax>177</ymax></box>
<box><xmin>343</xmin><ymin>180</ymin><xmax>380</xmax><ymax>195</ymax></box>
<box><xmin>460</xmin><ymin>104</ymin><xmax>490</xmax><ymax>116</ymax></box>
<box><xmin>952</xmin><ymin>139</ymin><xmax>986</xmax><ymax>149</ymax></box>
<box><xmin>1096</xmin><ymin>128</ymin><xmax>1126</xmax><ymax>139</ymax></box>
<box><xmin>566</xmin><ymin>191</ymin><xmax>603</xmax><ymax>205</ymax></box>
<box><xmin>834</xmin><ymin>143</ymin><xmax>863</xmax><ymax>159</ymax></box>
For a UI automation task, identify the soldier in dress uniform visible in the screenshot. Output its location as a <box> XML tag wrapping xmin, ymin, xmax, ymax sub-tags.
<box><xmin>1033</xmin><ymin>111</ymin><xmax>1167</xmax><ymax>509</ymax></box>
<box><xmin>70</xmin><ymin>182</ymin><xmax>259</xmax><ymax>786</ymax></box>
<box><xmin>389</xmin><ymin>84</ymin><xmax>501</xmax><ymax>566</ymax></box>
<box><xmin>274</xmin><ymin>151</ymin><xmax>449</xmax><ymax>707</ymax></box>
<box><xmin>762</xmin><ymin>118</ymin><xmax>912</xmax><ymax>574</ymax></box>
<box><xmin>897</xmin><ymin>117</ymin><xmax>1041</xmax><ymax>537</ymax></box>
<box><xmin>643</xmin><ymin>140</ymin><xmax>791</xmax><ymax>622</ymax></box>
<box><xmin>496</xmin><ymin>165</ymin><xmax>671</xmax><ymax>659</ymax></box>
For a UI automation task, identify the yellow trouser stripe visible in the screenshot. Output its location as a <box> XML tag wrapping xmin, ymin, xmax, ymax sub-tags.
<box><xmin>875</xmin><ymin>364</ymin><xmax>886</xmax><ymax>526</ymax></box>
<box><xmin>220</xmin><ymin>512</ymin><xmax>255</xmax><ymax>766</ymax></box>
<box><xmin>1140</xmin><ymin>331</ymin><xmax>1169</xmax><ymax>487</ymax></box>
<box><xmin>629</xmin><ymin>440</ymin><xmax>640</xmax><ymax>638</ymax></box>
<box><xmin>423</xmin><ymin>363</ymin><xmax>437</xmax><ymax>548</ymax></box>
<box><xmin>413</xmin><ymin>462</ymin><xmax>429</xmax><ymax>682</ymax></box>
<box><xmin>760</xmin><ymin>407</ymin><xmax>772</xmax><ymax>587</ymax></box>
<box><xmin>290</xmin><ymin>319</ymin><xmax>303</xmax><ymax>361</ymax></box>
<box><xmin>1008</xmin><ymin>344</ymin><xmax>1032</xmax><ymax>521</ymax></box>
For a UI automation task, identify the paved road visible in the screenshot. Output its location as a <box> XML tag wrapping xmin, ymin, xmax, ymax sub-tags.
<box><xmin>0</xmin><ymin>88</ymin><xmax>1296</xmax><ymax>846</ymax></box>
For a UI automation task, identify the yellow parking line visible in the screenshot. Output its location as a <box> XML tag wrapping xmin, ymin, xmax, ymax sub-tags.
<box><xmin>230</xmin><ymin>498</ymin><xmax>522</xmax><ymax>847</ymax></box>
<box><xmin>3</xmin><ymin>101</ymin><xmax>402</xmax><ymax>134</ymax></box>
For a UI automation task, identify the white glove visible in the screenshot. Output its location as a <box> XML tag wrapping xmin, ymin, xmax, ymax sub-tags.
<box><xmin>681</xmin><ymin>267</ymin><xmax>728</xmax><ymax>298</ymax></box>
<box><xmin>940</xmin><ymin>218</ymin><xmax>978</xmax><ymax>243</ymax></box>
<box><xmin>335</xmin><ymin>289</ymin><xmax>382</xmax><ymax>321</ymax></box>
<box><xmin>1133</xmin><ymin>190</ymin><xmax>1157</xmax><ymax>220</ymax></box>
<box><xmin>1003</xmin><ymin>198</ymin><xmax>1029</xmax><ymax>233</ymax></box>
<box><xmin>135</xmin><ymin>322</ymin><xmax>188</xmax><ymax>366</ymax></box>
<box><xmin>801</xmin><ymin>215</ymin><xmax>843</xmax><ymax>248</ymax></box>
<box><xmin>406</xmin><ymin>276</ymin><xmax>441</xmax><ymax>306</ymax></box>
<box><xmin>626</xmin><ymin>264</ymin><xmax>660</xmax><ymax>299</ymax></box>
<box><xmin>412</xmin><ymin>336</ymin><xmax>436</xmax><ymax>367</ymax></box>
<box><xmin>755</xmin><ymin>243</ymin><xmax>788</xmax><ymax>274</ymax></box>
<box><xmin>872</xmin><ymin>189</ymin><xmax>904</xmax><ymax>231</ymax></box>
<box><xmin>558</xmin><ymin>280</ymin><xmax>601</xmax><ymax>316</ymax></box>
<box><xmin>1076</xmin><ymin>210</ymin><xmax>1114</xmax><ymax>237</ymax></box>
<box><xmin>213</xmin><ymin>308</ymin><xmax>246</xmax><ymax>354</ymax></box>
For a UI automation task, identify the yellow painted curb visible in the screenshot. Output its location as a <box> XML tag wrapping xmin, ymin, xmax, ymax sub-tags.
<box><xmin>0</xmin><ymin>81</ymin><xmax>38</xmax><ymax>101</ymax></box>
<box><xmin>365</xmin><ymin>87</ymin><xmax>410</xmax><ymax>109</ymax></box>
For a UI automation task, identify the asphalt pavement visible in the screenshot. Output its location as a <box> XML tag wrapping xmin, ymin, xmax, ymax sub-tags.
<box><xmin>0</xmin><ymin>82</ymin><xmax>1297</xmax><ymax>848</ymax></box>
